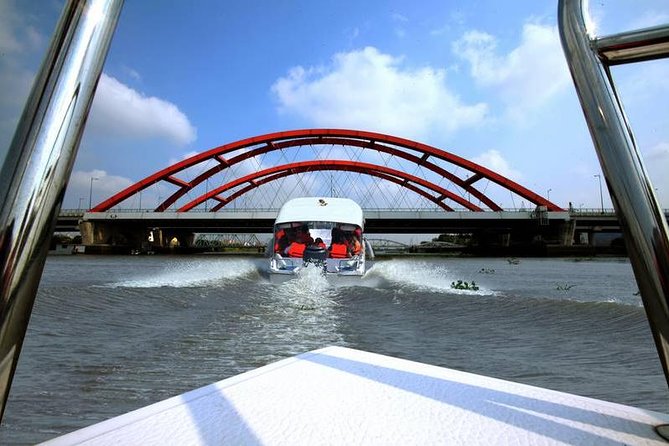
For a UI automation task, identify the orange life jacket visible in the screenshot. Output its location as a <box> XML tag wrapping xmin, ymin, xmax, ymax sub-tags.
<box><xmin>287</xmin><ymin>242</ymin><xmax>306</xmax><ymax>258</ymax></box>
<box><xmin>329</xmin><ymin>243</ymin><xmax>349</xmax><ymax>258</ymax></box>
<box><xmin>274</xmin><ymin>230</ymin><xmax>286</xmax><ymax>253</ymax></box>
<box><xmin>351</xmin><ymin>239</ymin><xmax>362</xmax><ymax>255</ymax></box>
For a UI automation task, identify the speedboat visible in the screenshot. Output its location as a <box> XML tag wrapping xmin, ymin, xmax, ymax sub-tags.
<box><xmin>2</xmin><ymin>0</ymin><xmax>669</xmax><ymax>444</ymax></box>
<box><xmin>268</xmin><ymin>197</ymin><xmax>373</xmax><ymax>281</ymax></box>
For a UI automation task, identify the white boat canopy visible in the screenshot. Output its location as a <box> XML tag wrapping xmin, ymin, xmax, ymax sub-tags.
<box><xmin>275</xmin><ymin>197</ymin><xmax>363</xmax><ymax>228</ymax></box>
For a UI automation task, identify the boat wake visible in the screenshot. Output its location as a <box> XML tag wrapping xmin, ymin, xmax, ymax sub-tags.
<box><xmin>102</xmin><ymin>258</ymin><xmax>259</xmax><ymax>288</ymax></box>
<box><xmin>365</xmin><ymin>260</ymin><xmax>495</xmax><ymax>296</ymax></box>
<box><xmin>273</xmin><ymin>266</ymin><xmax>341</xmax><ymax>310</ymax></box>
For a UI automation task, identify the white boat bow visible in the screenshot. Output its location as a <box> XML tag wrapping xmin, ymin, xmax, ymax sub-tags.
<box><xmin>42</xmin><ymin>346</ymin><xmax>669</xmax><ymax>445</ymax></box>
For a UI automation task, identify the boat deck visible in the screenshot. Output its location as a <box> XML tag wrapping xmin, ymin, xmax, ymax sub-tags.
<box><xmin>43</xmin><ymin>346</ymin><xmax>669</xmax><ymax>445</ymax></box>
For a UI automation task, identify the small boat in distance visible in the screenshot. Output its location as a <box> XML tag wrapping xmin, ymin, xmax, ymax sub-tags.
<box><xmin>268</xmin><ymin>197</ymin><xmax>373</xmax><ymax>280</ymax></box>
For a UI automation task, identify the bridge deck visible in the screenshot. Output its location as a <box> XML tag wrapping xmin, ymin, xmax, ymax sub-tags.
<box><xmin>75</xmin><ymin>210</ymin><xmax>573</xmax><ymax>234</ymax></box>
<box><xmin>54</xmin><ymin>209</ymin><xmax>640</xmax><ymax>234</ymax></box>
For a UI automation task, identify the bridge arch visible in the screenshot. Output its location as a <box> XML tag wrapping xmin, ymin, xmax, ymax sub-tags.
<box><xmin>92</xmin><ymin>129</ymin><xmax>562</xmax><ymax>212</ymax></box>
<box><xmin>179</xmin><ymin>160</ymin><xmax>483</xmax><ymax>212</ymax></box>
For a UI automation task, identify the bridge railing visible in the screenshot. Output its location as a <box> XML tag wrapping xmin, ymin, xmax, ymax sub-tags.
<box><xmin>62</xmin><ymin>207</ymin><xmax>659</xmax><ymax>216</ymax></box>
<box><xmin>63</xmin><ymin>207</ymin><xmax>618</xmax><ymax>214</ymax></box>
<box><xmin>568</xmin><ymin>208</ymin><xmax>618</xmax><ymax>216</ymax></box>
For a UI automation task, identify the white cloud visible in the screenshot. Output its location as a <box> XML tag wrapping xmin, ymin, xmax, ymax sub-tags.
<box><xmin>66</xmin><ymin>169</ymin><xmax>134</xmax><ymax>208</ymax></box>
<box><xmin>271</xmin><ymin>46</ymin><xmax>488</xmax><ymax>141</ymax></box>
<box><xmin>87</xmin><ymin>74</ymin><xmax>197</xmax><ymax>146</ymax></box>
<box><xmin>629</xmin><ymin>11</ymin><xmax>669</xmax><ymax>30</ymax></box>
<box><xmin>616</xmin><ymin>62</ymin><xmax>669</xmax><ymax>104</ymax></box>
<box><xmin>394</xmin><ymin>28</ymin><xmax>407</xmax><ymax>39</ymax></box>
<box><xmin>344</xmin><ymin>27</ymin><xmax>360</xmax><ymax>47</ymax></box>
<box><xmin>122</xmin><ymin>65</ymin><xmax>143</xmax><ymax>82</ymax></box>
<box><xmin>452</xmin><ymin>22</ymin><xmax>571</xmax><ymax>121</ymax></box>
<box><xmin>647</xmin><ymin>142</ymin><xmax>669</xmax><ymax>161</ymax></box>
<box><xmin>168</xmin><ymin>151</ymin><xmax>201</xmax><ymax>167</ymax></box>
<box><xmin>391</xmin><ymin>13</ymin><xmax>408</xmax><ymax>23</ymax></box>
<box><xmin>391</xmin><ymin>13</ymin><xmax>408</xmax><ymax>38</ymax></box>
<box><xmin>0</xmin><ymin>64</ymin><xmax>33</xmax><ymax>150</ymax></box>
<box><xmin>0</xmin><ymin>0</ymin><xmax>47</xmax><ymax>160</ymax></box>
<box><xmin>471</xmin><ymin>149</ymin><xmax>522</xmax><ymax>180</ymax></box>
<box><xmin>645</xmin><ymin>142</ymin><xmax>669</xmax><ymax>201</ymax></box>
<box><xmin>0</xmin><ymin>1</ymin><xmax>43</xmax><ymax>55</ymax></box>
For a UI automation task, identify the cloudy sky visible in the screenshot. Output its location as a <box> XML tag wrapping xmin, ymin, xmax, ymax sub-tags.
<box><xmin>1</xmin><ymin>0</ymin><xmax>668</xmax><ymax>211</ymax></box>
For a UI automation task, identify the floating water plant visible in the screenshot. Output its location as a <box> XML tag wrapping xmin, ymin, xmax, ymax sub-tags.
<box><xmin>451</xmin><ymin>280</ymin><xmax>480</xmax><ymax>291</ymax></box>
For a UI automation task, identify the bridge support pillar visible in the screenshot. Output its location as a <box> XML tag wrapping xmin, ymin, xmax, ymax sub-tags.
<box><xmin>184</xmin><ymin>232</ymin><xmax>195</xmax><ymax>247</ymax></box>
<box><xmin>79</xmin><ymin>221</ymin><xmax>114</xmax><ymax>245</ymax></box>
<box><xmin>80</xmin><ymin>221</ymin><xmax>94</xmax><ymax>246</ymax></box>
<box><xmin>579</xmin><ymin>231</ymin><xmax>590</xmax><ymax>245</ymax></box>
<box><xmin>149</xmin><ymin>228</ymin><xmax>164</xmax><ymax>247</ymax></box>
<box><xmin>79</xmin><ymin>220</ymin><xmax>144</xmax><ymax>251</ymax></box>
<box><xmin>559</xmin><ymin>220</ymin><xmax>576</xmax><ymax>246</ymax></box>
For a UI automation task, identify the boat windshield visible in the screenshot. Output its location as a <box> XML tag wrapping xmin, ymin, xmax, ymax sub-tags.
<box><xmin>273</xmin><ymin>221</ymin><xmax>362</xmax><ymax>256</ymax></box>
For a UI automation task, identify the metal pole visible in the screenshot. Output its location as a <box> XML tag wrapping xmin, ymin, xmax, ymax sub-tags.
<box><xmin>205</xmin><ymin>178</ymin><xmax>209</xmax><ymax>211</ymax></box>
<box><xmin>560</xmin><ymin>0</ymin><xmax>669</xmax><ymax>392</ymax></box>
<box><xmin>89</xmin><ymin>176</ymin><xmax>99</xmax><ymax>209</ymax></box>
<box><xmin>0</xmin><ymin>0</ymin><xmax>123</xmax><ymax>421</ymax></box>
<box><xmin>594</xmin><ymin>174</ymin><xmax>604</xmax><ymax>213</ymax></box>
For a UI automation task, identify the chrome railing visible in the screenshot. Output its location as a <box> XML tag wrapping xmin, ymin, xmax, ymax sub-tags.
<box><xmin>0</xmin><ymin>0</ymin><xmax>123</xmax><ymax>421</ymax></box>
<box><xmin>559</xmin><ymin>0</ymin><xmax>669</xmax><ymax>414</ymax></box>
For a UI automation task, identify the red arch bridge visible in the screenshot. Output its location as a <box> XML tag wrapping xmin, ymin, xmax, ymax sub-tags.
<box><xmin>66</xmin><ymin>129</ymin><xmax>622</xmax><ymax>254</ymax></box>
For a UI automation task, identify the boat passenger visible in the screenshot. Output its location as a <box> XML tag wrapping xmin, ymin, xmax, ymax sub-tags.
<box><xmin>297</xmin><ymin>225</ymin><xmax>312</xmax><ymax>244</ymax></box>
<box><xmin>350</xmin><ymin>235</ymin><xmax>362</xmax><ymax>256</ymax></box>
<box><xmin>329</xmin><ymin>232</ymin><xmax>350</xmax><ymax>258</ymax></box>
<box><xmin>284</xmin><ymin>241</ymin><xmax>306</xmax><ymax>258</ymax></box>
<box><xmin>314</xmin><ymin>237</ymin><xmax>326</xmax><ymax>249</ymax></box>
<box><xmin>274</xmin><ymin>229</ymin><xmax>287</xmax><ymax>253</ymax></box>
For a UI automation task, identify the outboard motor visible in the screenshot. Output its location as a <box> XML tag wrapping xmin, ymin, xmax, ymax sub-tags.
<box><xmin>303</xmin><ymin>245</ymin><xmax>328</xmax><ymax>269</ymax></box>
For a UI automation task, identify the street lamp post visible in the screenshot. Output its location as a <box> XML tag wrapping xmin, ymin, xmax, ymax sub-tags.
<box><xmin>205</xmin><ymin>179</ymin><xmax>209</xmax><ymax>211</ymax></box>
<box><xmin>88</xmin><ymin>177</ymin><xmax>99</xmax><ymax>210</ymax></box>
<box><xmin>594</xmin><ymin>174</ymin><xmax>604</xmax><ymax>213</ymax></box>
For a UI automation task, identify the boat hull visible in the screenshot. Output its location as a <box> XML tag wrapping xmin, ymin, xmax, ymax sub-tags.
<box><xmin>267</xmin><ymin>254</ymin><xmax>370</xmax><ymax>283</ymax></box>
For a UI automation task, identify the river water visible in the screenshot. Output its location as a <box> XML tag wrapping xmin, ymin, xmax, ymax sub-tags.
<box><xmin>1</xmin><ymin>255</ymin><xmax>667</xmax><ymax>444</ymax></box>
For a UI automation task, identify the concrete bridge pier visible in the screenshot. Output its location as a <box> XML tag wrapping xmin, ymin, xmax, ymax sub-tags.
<box><xmin>471</xmin><ymin>229</ymin><xmax>513</xmax><ymax>249</ymax></box>
<box><xmin>559</xmin><ymin>220</ymin><xmax>576</xmax><ymax>246</ymax></box>
<box><xmin>80</xmin><ymin>221</ymin><xmax>138</xmax><ymax>246</ymax></box>
<box><xmin>147</xmin><ymin>228</ymin><xmax>163</xmax><ymax>247</ymax></box>
<box><xmin>575</xmin><ymin>230</ymin><xmax>591</xmax><ymax>245</ymax></box>
<box><xmin>79</xmin><ymin>219</ymin><xmax>198</xmax><ymax>253</ymax></box>
<box><xmin>79</xmin><ymin>221</ymin><xmax>95</xmax><ymax>246</ymax></box>
<box><xmin>79</xmin><ymin>220</ymin><xmax>144</xmax><ymax>253</ymax></box>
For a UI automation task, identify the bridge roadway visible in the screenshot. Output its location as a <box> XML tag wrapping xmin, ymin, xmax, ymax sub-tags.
<box><xmin>63</xmin><ymin>209</ymin><xmax>581</xmax><ymax>234</ymax></box>
<box><xmin>56</xmin><ymin>208</ymin><xmax>669</xmax><ymax>251</ymax></box>
<box><xmin>55</xmin><ymin>208</ymin><xmax>644</xmax><ymax>232</ymax></box>
<box><xmin>57</xmin><ymin>208</ymin><xmax>647</xmax><ymax>246</ymax></box>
